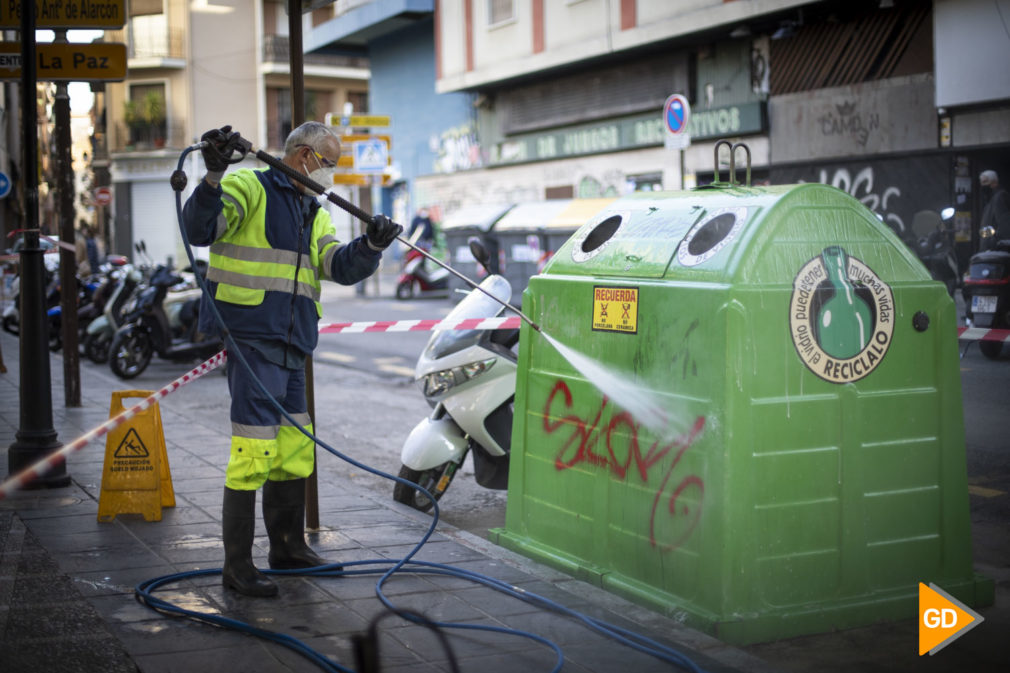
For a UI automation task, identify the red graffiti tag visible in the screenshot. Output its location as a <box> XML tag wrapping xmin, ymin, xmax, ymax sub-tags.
<box><xmin>543</xmin><ymin>380</ymin><xmax>706</xmax><ymax>552</ymax></box>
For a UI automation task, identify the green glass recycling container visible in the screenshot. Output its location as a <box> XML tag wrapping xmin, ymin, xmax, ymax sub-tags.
<box><xmin>490</xmin><ymin>182</ymin><xmax>993</xmax><ymax>644</ymax></box>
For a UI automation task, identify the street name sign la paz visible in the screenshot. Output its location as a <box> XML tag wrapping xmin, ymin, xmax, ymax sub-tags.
<box><xmin>0</xmin><ymin>42</ymin><xmax>126</xmax><ymax>81</ymax></box>
<box><xmin>0</xmin><ymin>0</ymin><xmax>126</xmax><ymax>29</ymax></box>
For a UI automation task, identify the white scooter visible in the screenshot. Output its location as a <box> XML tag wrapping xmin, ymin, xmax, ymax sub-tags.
<box><xmin>83</xmin><ymin>262</ymin><xmax>143</xmax><ymax>364</ymax></box>
<box><xmin>394</xmin><ymin>241</ymin><xmax>519</xmax><ymax>511</ymax></box>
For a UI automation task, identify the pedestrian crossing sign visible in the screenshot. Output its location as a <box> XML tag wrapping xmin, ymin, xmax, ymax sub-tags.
<box><xmin>352</xmin><ymin>138</ymin><xmax>389</xmax><ymax>173</ymax></box>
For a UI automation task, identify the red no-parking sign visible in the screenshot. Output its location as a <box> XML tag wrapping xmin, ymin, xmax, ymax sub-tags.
<box><xmin>663</xmin><ymin>94</ymin><xmax>691</xmax><ymax>149</ymax></box>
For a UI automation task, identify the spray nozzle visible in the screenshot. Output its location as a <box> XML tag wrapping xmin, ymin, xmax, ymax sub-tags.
<box><xmin>195</xmin><ymin>125</ymin><xmax>252</xmax><ymax>167</ymax></box>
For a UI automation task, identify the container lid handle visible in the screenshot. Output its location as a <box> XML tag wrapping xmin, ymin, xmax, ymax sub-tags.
<box><xmin>712</xmin><ymin>140</ymin><xmax>752</xmax><ymax>187</ymax></box>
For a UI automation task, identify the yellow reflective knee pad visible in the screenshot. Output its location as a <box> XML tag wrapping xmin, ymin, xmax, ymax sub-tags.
<box><xmin>225</xmin><ymin>436</ymin><xmax>278</xmax><ymax>490</ymax></box>
<box><xmin>269</xmin><ymin>424</ymin><xmax>315</xmax><ymax>481</ymax></box>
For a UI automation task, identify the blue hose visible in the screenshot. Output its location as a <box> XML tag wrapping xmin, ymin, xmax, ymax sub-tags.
<box><xmin>133</xmin><ymin>145</ymin><xmax>709</xmax><ymax>673</ymax></box>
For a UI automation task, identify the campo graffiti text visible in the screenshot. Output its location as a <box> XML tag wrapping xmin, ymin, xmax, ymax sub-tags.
<box><xmin>543</xmin><ymin>380</ymin><xmax>706</xmax><ymax>552</ymax></box>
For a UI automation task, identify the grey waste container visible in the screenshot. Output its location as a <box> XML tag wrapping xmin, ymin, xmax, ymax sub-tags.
<box><xmin>442</xmin><ymin>203</ymin><xmax>513</xmax><ymax>301</ymax></box>
<box><xmin>494</xmin><ymin>199</ymin><xmax>620</xmax><ymax>305</ymax></box>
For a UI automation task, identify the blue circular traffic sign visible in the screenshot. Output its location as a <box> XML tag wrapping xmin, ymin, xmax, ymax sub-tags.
<box><xmin>664</xmin><ymin>94</ymin><xmax>691</xmax><ymax>135</ymax></box>
<box><xmin>0</xmin><ymin>171</ymin><xmax>10</xmax><ymax>199</ymax></box>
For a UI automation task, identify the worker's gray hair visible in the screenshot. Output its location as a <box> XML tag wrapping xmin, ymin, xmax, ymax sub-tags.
<box><xmin>980</xmin><ymin>169</ymin><xmax>999</xmax><ymax>186</ymax></box>
<box><xmin>284</xmin><ymin>121</ymin><xmax>339</xmax><ymax>156</ymax></box>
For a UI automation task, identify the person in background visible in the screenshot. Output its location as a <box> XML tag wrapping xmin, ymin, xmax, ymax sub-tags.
<box><xmin>74</xmin><ymin>223</ymin><xmax>91</xmax><ymax>277</ymax></box>
<box><xmin>84</xmin><ymin>224</ymin><xmax>102</xmax><ymax>273</ymax></box>
<box><xmin>182</xmin><ymin>122</ymin><xmax>402</xmax><ymax>597</ymax></box>
<box><xmin>408</xmin><ymin>207</ymin><xmax>435</xmax><ymax>251</ymax></box>
<box><xmin>979</xmin><ymin>170</ymin><xmax>1010</xmax><ymax>247</ymax></box>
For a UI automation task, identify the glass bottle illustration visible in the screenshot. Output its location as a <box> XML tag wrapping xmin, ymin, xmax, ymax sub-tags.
<box><xmin>815</xmin><ymin>246</ymin><xmax>872</xmax><ymax>359</ymax></box>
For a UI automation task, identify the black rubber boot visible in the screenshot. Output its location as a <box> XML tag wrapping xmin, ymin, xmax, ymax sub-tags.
<box><xmin>222</xmin><ymin>487</ymin><xmax>278</xmax><ymax>597</ymax></box>
<box><xmin>263</xmin><ymin>478</ymin><xmax>338</xmax><ymax>570</ymax></box>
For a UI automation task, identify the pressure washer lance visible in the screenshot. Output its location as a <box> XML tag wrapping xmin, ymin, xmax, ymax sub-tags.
<box><xmin>176</xmin><ymin>135</ymin><xmax>541</xmax><ymax>334</ymax></box>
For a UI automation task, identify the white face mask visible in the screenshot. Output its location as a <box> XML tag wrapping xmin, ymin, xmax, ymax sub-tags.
<box><xmin>302</xmin><ymin>149</ymin><xmax>337</xmax><ymax>192</ymax></box>
<box><xmin>306</xmin><ymin>165</ymin><xmax>336</xmax><ymax>189</ymax></box>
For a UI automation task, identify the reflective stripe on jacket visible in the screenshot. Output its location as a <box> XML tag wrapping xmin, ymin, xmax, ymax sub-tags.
<box><xmin>182</xmin><ymin>165</ymin><xmax>380</xmax><ymax>357</ymax></box>
<box><xmin>209</xmin><ymin>167</ymin><xmax>330</xmax><ymax>315</ymax></box>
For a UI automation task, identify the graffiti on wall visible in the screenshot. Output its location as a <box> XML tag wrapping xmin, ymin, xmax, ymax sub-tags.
<box><xmin>417</xmin><ymin>164</ymin><xmax>634</xmax><ymax>218</ymax></box>
<box><xmin>576</xmin><ymin>168</ymin><xmax>633</xmax><ymax>198</ymax></box>
<box><xmin>415</xmin><ymin>181</ymin><xmax>540</xmax><ymax>220</ymax></box>
<box><xmin>433</xmin><ymin>123</ymin><xmax>483</xmax><ymax>174</ymax></box>
<box><xmin>543</xmin><ymin>380</ymin><xmax>707</xmax><ymax>552</ymax></box>
<box><xmin>817</xmin><ymin>101</ymin><xmax>880</xmax><ymax>147</ymax></box>
<box><xmin>817</xmin><ymin>166</ymin><xmax>904</xmax><ymax>234</ymax></box>
<box><xmin>773</xmin><ymin>155</ymin><xmax>950</xmax><ymax>241</ymax></box>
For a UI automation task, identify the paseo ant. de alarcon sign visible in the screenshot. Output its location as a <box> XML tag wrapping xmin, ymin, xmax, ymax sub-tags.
<box><xmin>0</xmin><ymin>1</ymin><xmax>126</xmax><ymax>81</ymax></box>
<box><xmin>0</xmin><ymin>1</ymin><xmax>126</xmax><ymax>28</ymax></box>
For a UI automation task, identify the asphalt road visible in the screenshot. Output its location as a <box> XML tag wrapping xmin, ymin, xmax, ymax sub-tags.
<box><xmin>315</xmin><ymin>280</ymin><xmax>450</xmax><ymax>379</ymax></box>
<box><xmin>312</xmin><ymin>279</ymin><xmax>509</xmax><ymax>536</ymax></box>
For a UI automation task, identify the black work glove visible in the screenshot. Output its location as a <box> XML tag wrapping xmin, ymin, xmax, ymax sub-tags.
<box><xmin>200</xmin><ymin>125</ymin><xmax>235</xmax><ymax>174</ymax></box>
<box><xmin>365</xmin><ymin>214</ymin><xmax>403</xmax><ymax>251</ymax></box>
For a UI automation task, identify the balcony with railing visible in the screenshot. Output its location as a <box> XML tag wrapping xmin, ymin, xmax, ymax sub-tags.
<box><xmin>110</xmin><ymin>120</ymin><xmax>186</xmax><ymax>153</ymax></box>
<box><xmin>108</xmin><ymin>21</ymin><xmax>185</xmax><ymax>67</ymax></box>
<box><xmin>263</xmin><ymin>35</ymin><xmax>369</xmax><ymax>71</ymax></box>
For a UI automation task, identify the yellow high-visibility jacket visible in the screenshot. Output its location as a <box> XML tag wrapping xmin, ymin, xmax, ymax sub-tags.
<box><xmin>182</xmin><ymin>166</ymin><xmax>379</xmax><ymax>357</ymax></box>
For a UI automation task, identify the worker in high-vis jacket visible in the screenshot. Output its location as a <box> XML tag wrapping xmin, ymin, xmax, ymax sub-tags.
<box><xmin>182</xmin><ymin>121</ymin><xmax>402</xmax><ymax>596</ymax></box>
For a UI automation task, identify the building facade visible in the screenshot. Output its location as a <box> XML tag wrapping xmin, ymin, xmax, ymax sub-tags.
<box><xmin>97</xmin><ymin>0</ymin><xmax>370</xmax><ymax>265</ymax></box>
<box><xmin>307</xmin><ymin>0</ymin><xmax>475</xmax><ymax>226</ymax></box>
<box><xmin>309</xmin><ymin>0</ymin><xmax>1009</xmax><ymax>272</ymax></box>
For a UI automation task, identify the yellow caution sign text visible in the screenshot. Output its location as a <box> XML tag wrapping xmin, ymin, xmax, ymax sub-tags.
<box><xmin>98</xmin><ymin>390</ymin><xmax>175</xmax><ymax>522</ymax></box>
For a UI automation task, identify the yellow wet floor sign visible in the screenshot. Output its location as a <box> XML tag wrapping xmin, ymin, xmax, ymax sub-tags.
<box><xmin>98</xmin><ymin>390</ymin><xmax>175</xmax><ymax>522</ymax></box>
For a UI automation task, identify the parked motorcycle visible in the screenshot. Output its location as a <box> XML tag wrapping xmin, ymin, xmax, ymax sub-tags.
<box><xmin>908</xmin><ymin>207</ymin><xmax>959</xmax><ymax>296</ymax></box>
<box><xmin>2</xmin><ymin>264</ymin><xmax>64</xmax><ymax>350</ymax></box>
<box><xmin>2</xmin><ymin>236</ymin><xmax>63</xmax><ymax>336</ymax></box>
<box><xmin>45</xmin><ymin>273</ymin><xmax>105</xmax><ymax>352</ymax></box>
<box><xmin>108</xmin><ymin>261</ymin><xmax>218</xmax><ymax>379</ymax></box>
<box><xmin>75</xmin><ymin>256</ymin><xmax>129</xmax><ymax>350</ymax></box>
<box><xmin>962</xmin><ymin>226</ymin><xmax>1010</xmax><ymax>359</ymax></box>
<box><xmin>395</xmin><ymin>228</ymin><xmax>449</xmax><ymax>299</ymax></box>
<box><xmin>83</xmin><ymin>262</ymin><xmax>144</xmax><ymax>364</ymax></box>
<box><xmin>394</xmin><ymin>239</ymin><xmax>519</xmax><ymax>511</ymax></box>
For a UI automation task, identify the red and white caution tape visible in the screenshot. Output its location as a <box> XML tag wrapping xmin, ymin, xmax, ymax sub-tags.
<box><xmin>957</xmin><ymin>327</ymin><xmax>1010</xmax><ymax>343</ymax></box>
<box><xmin>0</xmin><ymin>314</ymin><xmax>523</xmax><ymax>496</ymax></box>
<box><xmin>319</xmin><ymin>315</ymin><xmax>522</xmax><ymax>334</ymax></box>
<box><xmin>321</xmin><ymin>320</ymin><xmax>999</xmax><ymax>339</ymax></box>
<box><xmin>0</xmin><ymin>350</ymin><xmax>227</xmax><ymax>500</ymax></box>
<box><xmin>0</xmin><ymin>247</ymin><xmax>62</xmax><ymax>263</ymax></box>
<box><xmin>1</xmin><ymin>233</ymin><xmax>78</xmax><ymax>262</ymax></box>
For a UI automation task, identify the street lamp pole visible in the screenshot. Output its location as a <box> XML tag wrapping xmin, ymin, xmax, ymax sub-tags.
<box><xmin>7</xmin><ymin>1</ymin><xmax>71</xmax><ymax>488</ymax></box>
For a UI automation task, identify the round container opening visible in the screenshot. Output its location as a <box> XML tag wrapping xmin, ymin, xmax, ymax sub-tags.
<box><xmin>581</xmin><ymin>215</ymin><xmax>623</xmax><ymax>253</ymax></box>
<box><xmin>687</xmin><ymin>213</ymin><xmax>737</xmax><ymax>256</ymax></box>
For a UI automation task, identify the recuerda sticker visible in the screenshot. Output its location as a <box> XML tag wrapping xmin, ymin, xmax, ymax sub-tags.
<box><xmin>592</xmin><ymin>285</ymin><xmax>639</xmax><ymax>334</ymax></box>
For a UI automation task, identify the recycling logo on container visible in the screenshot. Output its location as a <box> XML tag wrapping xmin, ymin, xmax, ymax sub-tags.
<box><xmin>789</xmin><ymin>246</ymin><xmax>894</xmax><ymax>383</ymax></box>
